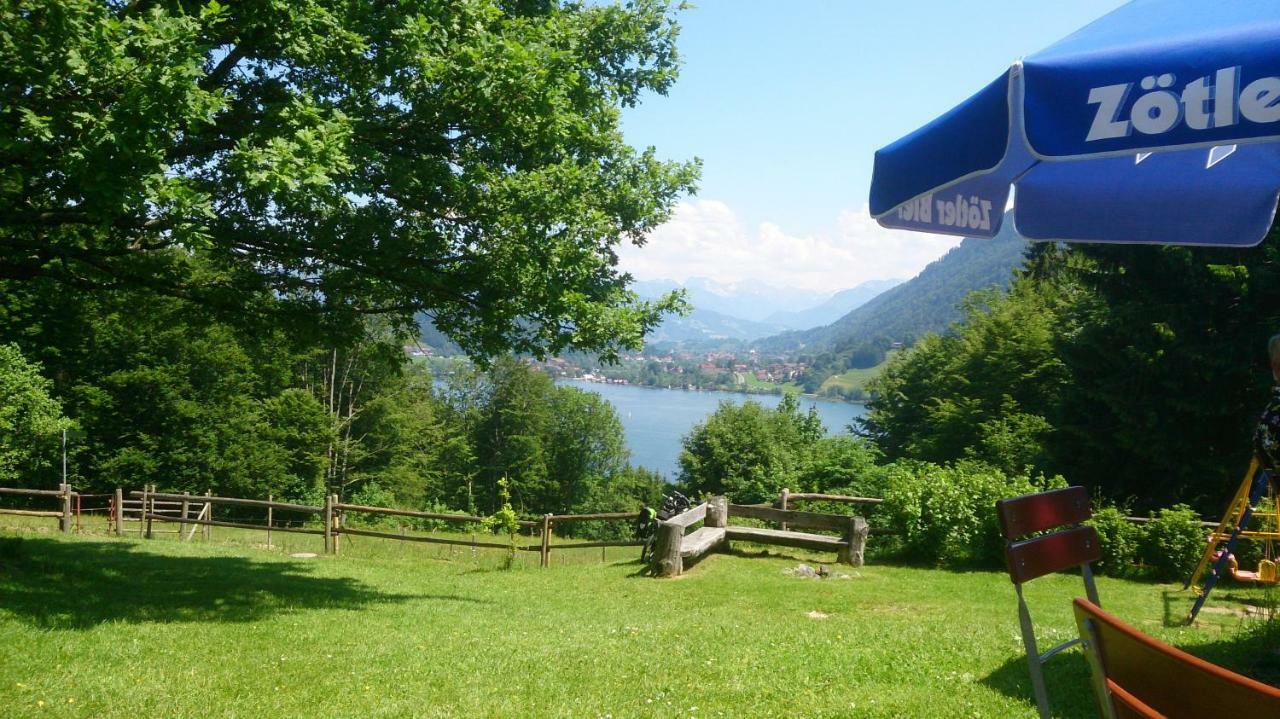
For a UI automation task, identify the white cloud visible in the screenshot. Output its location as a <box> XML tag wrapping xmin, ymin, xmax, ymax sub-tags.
<box><xmin>619</xmin><ymin>200</ymin><xmax>963</xmax><ymax>294</ymax></box>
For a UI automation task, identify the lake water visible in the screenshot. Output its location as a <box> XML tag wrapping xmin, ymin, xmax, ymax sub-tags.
<box><xmin>561</xmin><ymin>381</ymin><xmax>866</xmax><ymax>480</ymax></box>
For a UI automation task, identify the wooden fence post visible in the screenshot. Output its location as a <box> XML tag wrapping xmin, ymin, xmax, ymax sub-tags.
<box><xmin>540</xmin><ymin>514</ymin><xmax>552</xmax><ymax>568</ymax></box>
<box><xmin>144</xmin><ymin>484</ymin><xmax>154</xmax><ymax>539</ymax></box>
<box><xmin>779</xmin><ymin>488</ymin><xmax>790</xmax><ymax>532</ymax></box>
<box><xmin>838</xmin><ymin>516</ymin><xmax>868</xmax><ymax>567</ymax></box>
<box><xmin>332</xmin><ymin>495</ymin><xmax>341</xmax><ymax>555</ymax></box>
<box><xmin>653</xmin><ymin>521</ymin><xmax>683</xmax><ymax>577</ymax></box>
<box><xmin>59</xmin><ymin>483</ymin><xmax>71</xmax><ymax>533</ymax></box>
<box><xmin>203</xmin><ymin>490</ymin><xmax>212</xmax><ymax>540</ymax></box>
<box><xmin>180</xmin><ymin>492</ymin><xmax>190</xmax><ymax>539</ymax></box>
<box><xmin>323</xmin><ymin>494</ymin><xmax>334</xmax><ymax>555</ymax></box>
<box><xmin>266</xmin><ymin>493</ymin><xmax>273</xmax><ymax>548</ymax></box>
<box><xmin>113</xmin><ymin>488</ymin><xmax>124</xmax><ymax>537</ymax></box>
<box><xmin>707</xmin><ymin>496</ymin><xmax>728</xmax><ymax>528</ymax></box>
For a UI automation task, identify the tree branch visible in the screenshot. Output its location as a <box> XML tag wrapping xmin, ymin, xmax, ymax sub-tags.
<box><xmin>201</xmin><ymin>46</ymin><xmax>248</xmax><ymax>92</ymax></box>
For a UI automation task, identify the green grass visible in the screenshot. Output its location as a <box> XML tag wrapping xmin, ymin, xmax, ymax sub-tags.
<box><xmin>2</xmin><ymin>516</ymin><xmax>1278</xmax><ymax>718</ymax></box>
<box><xmin>817</xmin><ymin>351</ymin><xmax>899</xmax><ymax>397</ymax></box>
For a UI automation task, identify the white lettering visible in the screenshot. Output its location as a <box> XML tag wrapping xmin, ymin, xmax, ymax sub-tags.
<box><xmin>1086</xmin><ymin>66</ymin><xmax>1280</xmax><ymax>142</ymax></box>
<box><xmin>896</xmin><ymin>195</ymin><xmax>933</xmax><ymax>223</ymax></box>
<box><xmin>1086</xmin><ymin>83</ymin><xmax>1131</xmax><ymax>141</ymax></box>
<box><xmin>1130</xmin><ymin>89</ymin><xmax>1182</xmax><ymax>134</ymax></box>
<box><xmin>1215</xmin><ymin>66</ymin><xmax>1239</xmax><ymax>128</ymax></box>
<box><xmin>1241</xmin><ymin>76</ymin><xmax>1280</xmax><ymax>124</ymax></box>
<box><xmin>904</xmin><ymin>194</ymin><xmax>995</xmax><ymax>231</ymax></box>
<box><xmin>1182</xmin><ymin>76</ymin><xmax>1212</xmax><ymax>130</ymax></box>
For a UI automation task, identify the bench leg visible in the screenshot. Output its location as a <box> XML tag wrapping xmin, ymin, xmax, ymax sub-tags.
<box><xmin>839</xmin><ymin>517</ymin><xmax>868</xmax><ymax>566</ymax></box>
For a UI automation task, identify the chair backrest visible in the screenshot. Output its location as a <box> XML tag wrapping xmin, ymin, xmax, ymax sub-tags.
<box><xmin>996</xmin><ymin>485</ymin><xmax>1101</xmax><ymax>719</ymax></box>
<box><xmin>996</xmin><ymin>486</ymin><xmax>1100</xmax><ymax>586</ymax></box>
<box><xmin>1073</xmin><ymin>598</ymin><xmax>1280</xmax><ymax>718</ymax></box>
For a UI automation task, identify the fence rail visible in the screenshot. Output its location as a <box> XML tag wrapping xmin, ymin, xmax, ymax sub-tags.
<box><xmin>333</xmin><ymin>502</ymin><xmax>495</xmax><ymax>524</ymax></box>
<box><xmin>0</xmin><ymin>486</ymin><xmax>68</xmax><ymax>497</ymax></box>
<box><xmin>778</xmin><ymin>490</ymin><xmax>884</xmax><ymax>506</ymax></box>
<box><xmin>335</xmin><ymin>526</ymin><xmax>518</xmax><ymax>550</ymax></box>
<box><xmin>0</xmin><ymin>485</ymin><xmax>74</xmax><ymax>532</ymax></box>
<box><xmin>132</xmin><ymin>491</ymin><xmax>321</xmax><ymax>514</ymax></box>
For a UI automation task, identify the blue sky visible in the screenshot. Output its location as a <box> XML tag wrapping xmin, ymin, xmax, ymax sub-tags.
<box><xmin>616</xmin><ymin>0</ymin><xmax>1128</xmax><ymax>293</ymax></box>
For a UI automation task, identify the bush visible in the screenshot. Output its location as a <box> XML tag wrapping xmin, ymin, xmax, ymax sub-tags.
<box><xmin>345</xmin><ymin>484</ymin><xmax>478</xmax><ymax>532</ymax></box>
<box><xmin>1137</xmin><ymin>504</ymin><xmax>1207</xmax><ymax>582</ymax></box>
<box><xmin>881</xmin><ymin>459</ymin><xmax>1067</xmax><ymax>567</ymax></box>
<box><xmin>1087</xmin><ymin>504</ymin><xmax>1141</xmax><ymax>577</ymax></box>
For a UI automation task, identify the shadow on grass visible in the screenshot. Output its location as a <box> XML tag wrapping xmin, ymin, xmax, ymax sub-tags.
<box><xmin>1177</xmin><ymin>618</ymin><xmax>1280</xmax><ymax>687</ymax></box>
<box><xmin>1160</xmin><ymin>588</ymin><xmax>1280</xmax><ymax>687</ymax></box>
<box><xmin>981</xmin><ymin>651</ymin><xmax>1099</xmax><ymax>719</ymax></box>
<box><xmin>0</xmin><ymin>536</ymin><xmax>468</xmax><ymax>630</ymax></box>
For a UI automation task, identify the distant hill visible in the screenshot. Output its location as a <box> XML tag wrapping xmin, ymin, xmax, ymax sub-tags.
<box><xmin>416</xmin><ymin>315</ymin><xmax>463</xmax><ymax>355</ymax></box>
<box><xmin>764</xmin><ymin>278</ymin><xmax>902</xmax><ymax>330</ymax></box>
<box><xmin>647</xmin><ymin>306</ymin><xmax>786</xmax><ymax>345</ymax></box>
<box><xmin>755</xmin><ymin>217</ymin><xmax>1028</xmax><ymax>355</ymax></box>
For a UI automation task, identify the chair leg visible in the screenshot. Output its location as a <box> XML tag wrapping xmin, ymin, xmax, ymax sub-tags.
<box><xmin>1082</xmin><ymin>563</ymin><xmax>1101</xmax><ymax>608</ymax></box>
<box><xmin>1015</xmin><ymin>584</ymin><xmax>1052</xmax><ymax>719</ymax></box>
<box><xmin>1075</xmin><ymin>617</ymin><xmax>1117</xmax><ymax>719</ymax></box>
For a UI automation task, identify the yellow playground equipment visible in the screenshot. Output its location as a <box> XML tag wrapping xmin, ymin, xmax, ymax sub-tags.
<box><xmin>1186</xmin><ymin>459</ymin><xmax>1280</xmax><ymax>622</ymax></box>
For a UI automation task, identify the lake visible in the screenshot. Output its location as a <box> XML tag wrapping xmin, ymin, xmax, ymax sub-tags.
<box><xmin>561</xmin><ymin>381</ymin><xmax>866</xmax><ymax>480</ymax></box>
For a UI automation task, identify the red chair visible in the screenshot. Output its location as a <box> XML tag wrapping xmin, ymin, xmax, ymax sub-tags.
<box><xmin>1073</xmin><ymin>598</ymin><xmax>1280</xmax><ymax>718</ymax></box>
<box><xmin>996</xmin><ymin>486</ymin><xmax>1101</xmax><ymax>719</ymax></box>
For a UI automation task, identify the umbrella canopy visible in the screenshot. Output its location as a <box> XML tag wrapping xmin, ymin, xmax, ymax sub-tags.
<box><xmin>869</xmin><ymin>0</ymin><xmax>1280</xmax><ymax>246</ymax></box>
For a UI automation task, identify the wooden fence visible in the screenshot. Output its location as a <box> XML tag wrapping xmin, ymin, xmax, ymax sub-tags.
<box><xmin>86</xmin><ymin>488</ymin><xmax>648</xmax><ymax>566</ymax></box>
<box><xmin>0</xmin><ymin>485</ymin><xmax>74</xmax><ymax>532</ymax></box>
<box><xmin>332</xmin><ymin>500</ymin><xmax>641</xmax><ymax>566</ymax></box>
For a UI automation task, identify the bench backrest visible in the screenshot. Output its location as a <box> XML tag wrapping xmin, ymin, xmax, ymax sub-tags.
<box><xmin>1073</xmin><ymin>598</ymin><xmax>1280</xmax><ymax>718</ymax></box>
<box><xmin>727</xmin><ymin>503</ymin><xmax>849</xmax><ymax>532</ymax></box>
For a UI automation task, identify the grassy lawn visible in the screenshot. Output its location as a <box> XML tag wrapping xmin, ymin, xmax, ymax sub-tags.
<box><xmin>1</xmin><ymin>517</ymin><xmax>1277</xmax><ymax>718</ymax></box>
<box><xmin>817</xmin><ymin>352</ymin><xmax>899</xmax><ymax>397</ymax></box>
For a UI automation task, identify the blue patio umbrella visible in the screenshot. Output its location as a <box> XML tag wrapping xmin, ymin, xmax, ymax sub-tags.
<box><xmin>869</xmin><ymin>0</ymin><xmax>1280</xmax><ymax>247</ymax></box>
<box><xmin>870</xmin><ymin>3</ymin><xmax>1280</xmax><ymax>714</ymax></box>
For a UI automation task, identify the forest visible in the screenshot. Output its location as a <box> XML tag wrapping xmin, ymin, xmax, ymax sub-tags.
<box><xmin>861</xmin><ymin>229</ymin><xmax>1280</xmax><ymax>516</ymax></box>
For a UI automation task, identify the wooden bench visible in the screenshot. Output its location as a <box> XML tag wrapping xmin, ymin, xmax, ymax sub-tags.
<box><xmin>729</xmin><ymin>503</ymin><xmax>867</xmax><ymax>566</ymax></box>
<box><xmin>1074</xmin><ymin>598</ymin><xmax>1280</xmax><ymax>718</ymax></box>
<box><xmin>724</xmin><ymin>526</ymin><xmax>844</xmax><ymax>551</ymax></box>
<box><xmin>680</xmin><ymin>526</ymin><xmax>726</xmax><ymax>559</ymax></box>
<box><xmin>650</xmin><ymin>496</ymin><xmax>869</xmax><ymax>577</ymax></box>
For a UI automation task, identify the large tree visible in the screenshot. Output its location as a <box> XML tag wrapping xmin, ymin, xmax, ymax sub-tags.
<box><xmin>0</xmin><ymin>0</ymin><xmax>697</xmax><ymax>358</ymax></box>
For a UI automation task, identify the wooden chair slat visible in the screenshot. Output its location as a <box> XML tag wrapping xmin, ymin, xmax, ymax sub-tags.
<box><xmin>1075</xmin><ymin>599</ymin><xmax>1280</xmax><ymax>718</ymax></box>
<box><xmin>1106</xmin><ymin>680</ymin><xmax>1164</xmax><ymax>719</ymax></box>
<box><xmin>1004</xmin><ymin>525</ymin><xmax>1101</xmax><ymax>584</ymax></box>
<box><xmin>996</xmin><ymin>485</ymin><xmax>1091</xmax><ymax>539</ymax></box>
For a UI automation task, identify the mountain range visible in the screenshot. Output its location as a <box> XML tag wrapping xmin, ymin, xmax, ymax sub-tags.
<box><xmin>754</xmin><ymin>216</ymin><xmax>1029</xmax><ymax>355</ymax></box>
<box><xmin>420</xmin><ymin>217</ymin><xmax>1026</xmax><ymax>356</ymax></box>
<box><xmin>634</xmin><ymin>277</ymin><xmax>904</xmax><ymax>345</ymax></box>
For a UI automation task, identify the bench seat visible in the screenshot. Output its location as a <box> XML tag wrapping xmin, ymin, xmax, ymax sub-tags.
<box><xmin>680</xmin><ymin>526</ymin><xmax>726</xmax><ymax>558</ymax></box>
<box><xmin>725</xmin><ymin>525</ymin><xmax>847</xmax><ymax>552</ymax></box>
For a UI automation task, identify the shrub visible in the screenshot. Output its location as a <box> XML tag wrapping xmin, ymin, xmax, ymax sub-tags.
<box><xmin>347</xmin><ymin>483</ymin><xmax>403</xmax><ymax>529</ymax></box>
<box><xmin>1137</xmin><ymin>504</ymin><xmax>1207</xmax><ymax>582</ymax></box>
<box><xmin>1087</xmin><ymin>504</ymin><xmax>1141</xmax><ymax>577</ymax></box>
<box><xmin>881</xmin><ymin>459</ymin><xmax>1066</xmax><ymax>567</ymax></box>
